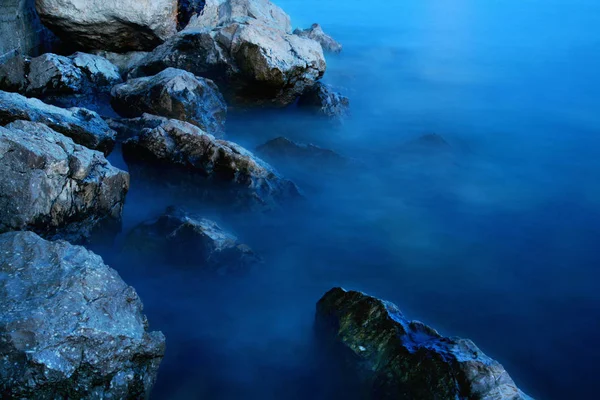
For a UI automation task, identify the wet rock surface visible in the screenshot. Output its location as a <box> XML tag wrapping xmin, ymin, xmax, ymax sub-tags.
<box><xmin>35</xmin><ymin>0</ymin><xmax>178</xmax><ymax>51</ymax></box>
<box><xmin>125</xmin><ymin>206</ymin><xmax>260</xmax><ymax>273</ymax></box>
<box><xmin>294</xmin><ymin>23</ymin><xmax>343</xmax><ymax>53</ymax></box>
<box><xmin>0</xmin><ymin>120</ymin><xmax>129</xmax><ymax>242</ymax></box>
<box><xmin>316</xmin><ymin>288</ymin><xmax>533</xmax><ymax>400</ymax></box>
<box><xmin>128</xmin><ymin>0</ymin><xmax>326</xmax><ymax>107</ymax></box>
<box><xmin>0</xmin><ymin>90</ymin><xmax>116</xmax><ymax>154</ymax></box>
<box><xmin>121</xmin><ymin>115</ymin><xmax>300</xmax><ymax>208</ymax></box>
<box><xmin>111</xmin><ymin>68</ymin><xmax>226</xmax><ymax>136</ymax></box>
<box><xmin>0</xmin><ymin>230</ymin><xmax>165</xmax><ymax>399</ymax></box>
<box><xmin>298</xmin><ymin>82</ymin><xmax>349</xmax><ymax>119</ymax></box>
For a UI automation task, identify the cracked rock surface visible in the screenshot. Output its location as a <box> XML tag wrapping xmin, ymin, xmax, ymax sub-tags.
<box><xmin>0</xmin><ymin>230</ymin><xmax>165</xmax><ymax>399</ymax></box>
<box><xmin>0</xmin><ymin>120</ymin><xmax>128</xmax><ymax>242</ymax></box>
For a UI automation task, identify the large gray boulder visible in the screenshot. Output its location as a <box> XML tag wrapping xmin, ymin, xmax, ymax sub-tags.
<box><xmin>129</xmin><ymin>0</ymin><xmax>326</xmax><ymax>107</ymax></box>
<box><xmin>0</xmin><ymin>231</ymin><xmax>165</xmax><ymax>399</ymax></box>
<box><xmin>26</xmin><ymin>53</ymin><xmax>86</xmax><ymax>96</ymax></box>
<box><xmin>121</xmin><ymin>114</ymin><xmax>300</xmax><ymax>208</ymax></box>
<box><xmin>297</xmin><ymin>82</ymin><xmax>349</xmax><ymax>120</ymax></box>
<box><xmin>316</xmin><ymin>288</ymin><xmax>533</xmax><ymax>400</ymax></box>
<box><xmin>0</xmin><ymin>120</ymin><xmax>129</xmax><ymax>242</ymax></box>
<box><xmin>125</xmin><ymin>206</ymin><xmax>260</xmax><ymax>273</ymax></box>
<box><xmin>111</xmin><ymin>68</ymin><xmax>226</xmax><ymax>136</ymax></box>
<box><xmin>294</xmin><ymin>23</ymin><xmax>343</xmax><ymax>54</ymax></box>
<box><xmin>0</xmin><ymin>90</ymin><xmax>117</xmax><ymax>154</ymax></box>
<box><xmin>34</xmin><ymin>0</ymin><xmax>178</xmax><ymax>51</ymax></box>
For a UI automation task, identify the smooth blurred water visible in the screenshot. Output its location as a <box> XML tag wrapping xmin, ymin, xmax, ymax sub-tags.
<box><xmin>97</xmin><ymin>1</ymin><xmax>600</xmax><ymax>399</ymax></box>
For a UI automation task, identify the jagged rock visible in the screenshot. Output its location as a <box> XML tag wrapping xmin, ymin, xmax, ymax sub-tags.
<box><xmin>26</xmin><ymin>53</ymin><xmax>85</xmax><ymax>96</ymax></box>
<box><xmin>111</xmin><ymin>68</ymin><xmax>226</xmax><ymax>136</ymax></box>
<box><xmin>0</xmin><ymin>231</ymin><xmax>165</xmax><ymax>398</ymax></box>
<box><xmin>294</xmin><ymin>23</ymin><xmax>342</xmax><ymax>53</ymax></box>
<box><xmin>93</xmin><ymin>50</ymin><xmax>150</xmax><ymax>77</ymax></box>
<box><xmin>129</xmin><ymin>0</ymin><xmax>326</xmax><ymax>107</ymax></box>
<box><xmin>177</xmin><ymin>0</ymin><xmax>206</xmax><ymax>31</ymax></box>
<box><xmin>71</xmin><ymin>52</ymin><xmax>123</xmax><ymax>88</ymax></box>
<box><xmin>121</xmin><ymin>115</ymin><xmax>300</xmax><ymax>208</ymax></box>
<box><xmin>0</xmin><ymin>120</ymin><xmax>129</xmax><ymax>242</ymax></box>
<box><xmin>0</xmin><ymin>90</ymin><xmax>116</xmax><ymax>154</ymax></box>
<box><xmin>0</xmin><ymin>55</ymin><xmax>29</xmax><ymax>92</ymax></box>
<box><xmin>256</xmin><ymin>136</ymin><xmax>348</xmax><ymax>168</ymax></box>
<box><xmin>125</xmin><ymin>206</ymin><xmax>260</xmax><ymax>273</ymax></box>
<box><xmin>34</xmin><ymin>0</ymin><xmax>178</xmax><ymax>52</ymax></box>
<box><xmin>298</xmin><ymin>82</ymin><xmax>349</xmax><ymax>119</ymax></box>
<box><xmin>316</xmin><ymin>288</ymin><xmax>533</xmax><ymax>400</ymax></box>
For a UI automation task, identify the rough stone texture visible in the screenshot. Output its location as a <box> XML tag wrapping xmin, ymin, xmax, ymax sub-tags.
<box><xmin>71</xmin><ymin>52</ymin><xmax>123</xmax><ymax>88</ymax></box>
<box><xmin>0</xmin><ymin>54</ymin><xmax>29</xmax><ymax>92</ymax></box>
<box><xmin>256</xmin><ymin>136</ymin><xmax>347</xmax><ymax>167</ymax></box>
<box><xmin>0</xmin><ymin>120</ymin><xmax>129</xmax><ymax>242</ymax></box>
<box><xmin>34</xmin><ymin>0</ymin><xmax>178</xmax><ymax>52</ymax></box>
<box><xmin>316</xmin><ymin>288</ymin><xmax>533</xmax><ymax>400</ymax></box>
<box><xmin>26</xmin><ymin>53</ymin><xmax>85</xmax><ymax>96</ymax></box>
<box><xmin>125</xmin><ymin>206</ymin><xmax>260</xmax><ymax>273</ymax></box>
<box><xmin>0</xmin><ymin>90</ymin><xmax>117</xmax><ymax>154</ymax></box>
<box><xmin>129</xmin><ymin>0</ymin><xmax>326</xmax><ymax>107</ymax></box>
<box><xmin>111</xmin><ymin>68</ymin><xmax>226</xmax><ymax>136</ymax></box>
<box><xmin>297</xmin><ymin>82</ymin><xmax>349</xmax><ymax>120</ymax></box>
<box><xmin>0</xmin><ymin>231</ymin><xmax>165</xmax><ymax>399</ymax></box>
<box><xmin>93</xmin><ymin>51</ymin><xmax>150</xmax><ymax>77</ymax></box>
<box><xmin>121</xmin><ymin>114</ymin><xmax>300</xmax><ymax>208</ymax></box>
<box><xmin>177</xmin><ymin>0</ymin><xmax>206</xmax><ymax>31</ymax></box>
<box><xmin>294</xmin><ymin>23</ymin><xmax>342</xmax><ymax>53</ymax></box>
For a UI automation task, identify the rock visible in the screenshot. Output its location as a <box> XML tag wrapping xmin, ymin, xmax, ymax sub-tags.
<box><xmin>0</xmin><ymin>55</ymin><xmax>29</xmax><ymax>92</ymax></box>
<box><xmin>403</xmin><ymin>133</ymin><xmax>452</xmax><ymax>152</ymax></box>
<box><xmin>0</xmin><ymin>90</ymin><xmax>117</xmax><ymax>154</ymax></box>
<box><xmin>129</xmin><ymin>0</ymin><xmax>326</xmax><ymax>107</ymax></box>
<box><xmin>125</xmin><ymin>206</ymin><xmax>260</xmax><ymax>273</ymax></box>
<box><xmin>0</xmin><ymin>231</ymin><xmax>165</xmax><ymax>398</ymax></box>
<box><xmin>256</xmin><ymin>136</ymin><xmax>348</xmax><ymax>168</ymax></box>
<box><xmin>94</xmin><ymin>50</ymin><xmax>150</xmax><ymax>76</ymax></box>
<box><xmin>178</xmin><ymin>0</ymin><xmax>206</xmax><ymax>31</ymax></box>
<box><xmin>294</xmin><ymin>23</ymin><xmax>342</xmax><ymax>53</ymax></box>
<box><xmin>26</xmin><ymin>53</ymin><xmax>85</xmax><ymax>96</ymax></box>
<box><xmin>111</xmin><ymin>68</ymin><xmax>226</xmax><ymax>136</ymax></box>
<box><xmin>71</xmin><ymin>52</ymin><xmax>123</xmax><ymax>88</ymax></box>
<box><xmin>121</xmin><ymin>114</ymin><xmax>300</xmax><ymax>208</ymax></box>
<box><xmin>0</xmin><ymin>120</ymin><xmax>129</xmax><ymax>242</ymax></box>
<box><xmin>35</xmin><ymin>0</ymin><xmax>178</xmax><ymax>52</ymax></box>
<box><xmin>297</xmin><ymin>82</ymin><xmax>349</xmax><ymax>119</ymax></box>
<box><xmin>316</xmin><ymin>288</ymin><xmax>534</xmax><ymax>400</ymax></box>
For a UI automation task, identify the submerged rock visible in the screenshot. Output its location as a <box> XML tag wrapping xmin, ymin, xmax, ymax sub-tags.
<box><xmin>111</xmin><ymin>68</ymin><xmax>226</xmax><ymax>136</ymax></box>
<box><xmin>256</xmin><ymin>136</ymin><xmax>348</xmax><ymax>168</ymax></box>
<box><xmin>0</xmin><ymin>90</ymin><xmax>116</xmax><ymax>154</ymax></box>
<box><xmin>121</xmin><ymin>115</ymin><xmax>300</xmax><ymax>208</ymax></box>
<box><xmin>125</xmin><ymin>206</ymin><xmax>260</xmax><ymax>273</ymax></box>
<box><xmin>316</xmin><ymin>288</ymin><xmax>533</xmax><ymax>400</ymax></box>
<box><xmin>0</xmin><ymin>231</ymin><xmax>165</xmax><ymax>398</ymax></box>
<box><xmin>294</xmin><ymin>23</ymin><xmax>342</xmax><ymax>54</ymax></box>
<box><xmin>129</xmin><ymin>0</ymin><xmax>326</xmax><ymax>107</ymax></box>
<box><xmin>297</xmin><ymin>82</ymin><xmax>349</xmax><ymax>119</ymax></box>
<box><xmin>0</xmin><ymin>120</ymin><xmax>129</xmax><ymax>242</ymax></box>
<box><xmin>35</xmin><ymin>0</ymin><xmax>178</xmax><ymax>51</ymax></box>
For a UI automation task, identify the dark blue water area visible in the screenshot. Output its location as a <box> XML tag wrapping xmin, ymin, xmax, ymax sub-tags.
<box><xmin>92</xmin><ymin>0</ymin><xmax>600</xmax><ymax>399</ymax></box>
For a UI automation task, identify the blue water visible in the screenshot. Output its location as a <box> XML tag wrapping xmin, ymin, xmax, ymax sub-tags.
<box><xmin>98</xmin><ymin>1</ymin><xmax>600</xmax><ymax>399</ymax></box>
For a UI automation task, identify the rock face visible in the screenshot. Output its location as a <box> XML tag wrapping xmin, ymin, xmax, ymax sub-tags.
<box><xmin>297</xmin><ymin>82</ymin><xmax>349</xmax><ymax>119</ymax></box>
<box><xmin>294</xmin><ymin>23</ymin><xmax>342</xmax><ymax>53</ymax></box>
<box><xmin>129</xmin><ymin>0</ymin><xmax>326</xmax><ymax>107</ymax></box>
<box><xmin>316</xmin><ymin>288</ymin><xmax>533</xmax><ymax>400</ymax></box>
<box><xmin>177</xmin><ymin>0</ymin><xmax>206</xmax><ymax>30</ymax></box>
<box><xmin>0</xmin><ymin>55</ymin><xmax>29</xmax><ymax>92</ymax></box>
<box><xmin>71</xmin><ymin>52</ymin><xmax>123</xmax><ymax>88</ymax></box>
<box><xmin>125</xmin><ymin>206</ymin><xmax>260</xmax><ymax>273</ymax></box>
<box><xmin>111</xmin><ymin>68</ymin><xmax>226</xmax><ymax>136</ymax></box>
<box><xmin>0</xmin><ymin>120</ymin><xmax>129</xmax><ymax>242</ymax></box>
<box><xmin>34</xmin><ymin>0</ymin><xmax>178</xmax><ymax>52</ymax></box>
<box><xmin>121</xmin><ymin>114</ymin><xmax>300</xmax><ymax>208</ymax></box>
<box><xmin>256</xmin><ymin>136</ymin><xmax>347</xmax><ymax>167</ymax></box>
<box><xmin>0</xmin><ymin>231</ymin><xmax>165</xmax><ymax>398</ymax></box>
<box><xmin>0</xmin><ymin>90</ymin><xmax>117</xmax><ymax>154</ymax></box>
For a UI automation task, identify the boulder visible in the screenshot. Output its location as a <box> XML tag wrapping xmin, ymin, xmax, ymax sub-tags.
<box><xmin>256</xmin><ymin>136</ymin><xmax>348</xmax><ymax>168</ymax></box>
<box><xmin>129</xmin><ymin>0</ymin><xmax>326</xmax><ymax>107</ymax></box>
<box><xmin>294</xmin><ymin>23</ymin><xmax>342</xmax><ymax>54</ymax></box>
<box><xmin>177</xmin><ymin>0</ymin><xmax>207</xmax><ymax>31</ymax></box>
<box><xmin>93</xmin><ymin>50</ymin><xmax>151</xmax><ymax>76</ymax></box>
<box><xmin>297</xmin><ymin>82</ymin><xmax>349</xmax><ymax>119</ymax></box>
<box><xmin>0</xmin><ymin>231</ymin><xmax>165</xmax><ymax>399</ymax></box>
<box><xmin>26</xmin><ymin>53</ymin><xmax>85</xmax><ymax>97</ymax></box>
<box><xmin>0</xmin><ymin>120</ymin><xmax>129</xmax><ymax>242</ymax></box>
<box><xmin>125</xmin><ymin>206</ymin><xmax>260</xmax><ymax>273</ymax></box>
<box><xmin>71</xmin><ymin>52</ymin><xmax>123</xmax><ymax>88</ymax></box>
<box><xmin>111</xmin><ymin>68</ymin><xmax>226</xmax><ymax>136</ymax></box>
<box><xmin>121</xmin><ymin>114</ymin><xmax>300</xmax><ymax>208</ymax></box>
<box><xmin>316</xmin><ymin>288</ymin><xmax>533</xmax><ymax>400</ymax></box>
<box><xmin>0</xmin><ymin>55</ymin><xmax>29</xmax><ymax>93</ymax></box>
<box><xmin>0</xmin><ymin>90</ymin><xmax>117</xmax><ymax>154</ymax></box>
<box><xmin>34</xmin><ymin>0</ymin><xmax>178</xmax><ymax>52</ymax></box>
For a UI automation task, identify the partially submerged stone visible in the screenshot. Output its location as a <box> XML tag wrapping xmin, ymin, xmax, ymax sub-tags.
<box><xmin>0</xmin><ymin>231</ymin><xmax>165</xmax><ymax>398</ymax></box>
<box><xmin>0</xmin><ymin>121</ymin><xmax>128</xmax><ymax>242</ymax></box>
<box><xmin>294</xmin><ymin>23</ymin><xmax>343</xmax><ymax>54</ymax></box>
<box><xmin>125</xmin><ymin>206</ymin><xmax>260</xmax><ymax>273</ymax></box>
<box><xmin>111</xmin><ymin>68</ymin><xmax>226</xmax><ymax>136</ymax></box>
<box><xmin>316</xmin><ymin>288</ymin><xmax>533</xmax><ymax>400</ymax></box>
<box><xmin>297</xmin><ymin>82</ymin><xmax>349</xmax><ymax>120</ymax></box>
<box><xmin>0</xmin><ymin>90</ymin><xmax>117</xmax><ymax>154</ymax></box>
<box><xmin>256</xmin><ymin>136</ymin><xmax>348</xmax><ymax>168</ymax></box>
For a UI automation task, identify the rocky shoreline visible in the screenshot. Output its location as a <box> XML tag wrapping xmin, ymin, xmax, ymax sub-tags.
<box><xmin>0</xmin><ymin>0</ymin><xmax>532</xmax><ymax>398</ymax></box>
